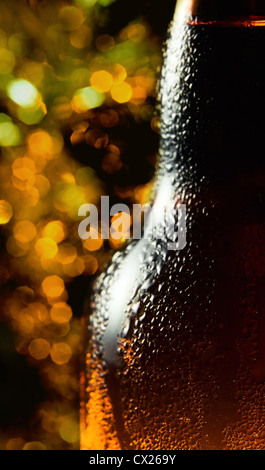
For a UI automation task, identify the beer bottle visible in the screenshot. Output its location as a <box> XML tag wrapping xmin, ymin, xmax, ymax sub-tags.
<box><xmin>81</xmin><ymin>0</ymin><xmax>265</xmax><ymax>450</ymax></box>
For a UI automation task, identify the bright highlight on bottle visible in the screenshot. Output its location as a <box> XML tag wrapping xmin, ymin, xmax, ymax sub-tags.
<box><xmin>7</xmin><ymin>79</ymin><xmax>39</xmax><ymax>108</ymax></box>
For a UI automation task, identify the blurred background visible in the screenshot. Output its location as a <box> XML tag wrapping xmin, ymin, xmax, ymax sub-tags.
<box><xmin>0</xmin><ymin>0</ymin><xmax>175</xmax><ymax>450</ymax></box>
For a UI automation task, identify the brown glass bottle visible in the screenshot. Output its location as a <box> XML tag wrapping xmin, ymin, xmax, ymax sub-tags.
<box><xmin>81</xmin><ymin>0</ymin><xmax>265</xmax><ymax>450</ymax></box>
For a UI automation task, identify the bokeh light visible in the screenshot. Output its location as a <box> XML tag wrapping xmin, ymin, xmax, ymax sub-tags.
<box><xmin>7</xmin><ymin>79</ymin><xmax>39</xmax><ymax>109</ymax></box>
<box><xmin>42</xmin><ymin>276</ymin><xmax>65</xmax><ymax>298</ymax></box>
<box><xmin>90</xmin><ymin>70</ymin><xmax>114</xmax><ymax>93</ymax></box>
<box><xmin>72</xmin><ymin>87</ymin><xmax>105</xmax><ymax>112</ymax></box>
<box><xmin>0</xmin><ymin>200</ymin><xmax>13</xmax><ymax>224</ymax></box>
<box><xmin>0</xmin><ymin>114</ymin><xmax>20</xmax><ymax>146</ymax></box>
<box><xmin>28</xmin><ymin>338</ymin><xmax>51</xmax><ymax>360</ymax></box>
<box><xmin>111</xmin><ymin>81</ymin><xmax>133</xmax><ymax>103</ymax></box>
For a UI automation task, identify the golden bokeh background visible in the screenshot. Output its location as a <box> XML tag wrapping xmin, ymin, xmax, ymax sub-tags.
<box><xmin>0</xmin><ymin>0</ymin><xmax>175</xmax><ymax>450</ymax></box>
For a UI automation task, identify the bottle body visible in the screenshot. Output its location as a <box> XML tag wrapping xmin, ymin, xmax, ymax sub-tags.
<box><xmin>81</xmin><ymin>1</ymin><xmax>265</xmax><ymax>450</ymax></box>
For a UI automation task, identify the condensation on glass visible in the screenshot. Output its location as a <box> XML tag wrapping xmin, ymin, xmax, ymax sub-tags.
<box><xmin>81</xmin><ymin>0</ymin><xmax>265</xmax><ymax>450</ymax></box>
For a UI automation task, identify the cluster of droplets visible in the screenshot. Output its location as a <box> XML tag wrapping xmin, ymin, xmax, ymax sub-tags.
<box><xmin>83</xmin><ymin>17</ymin><xmax>216</xmax><ymax>450</ymax></box>
<box><xmin>84</xmin><ymin>13</ymin><xmax>265</xmax><ymax>451</ymax></box>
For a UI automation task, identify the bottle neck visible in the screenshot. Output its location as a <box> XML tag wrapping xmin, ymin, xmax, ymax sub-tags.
<box><xmin>174</xmin><ymin>0</ymin><xmax>265</xmax><ymax>24</ymax></box>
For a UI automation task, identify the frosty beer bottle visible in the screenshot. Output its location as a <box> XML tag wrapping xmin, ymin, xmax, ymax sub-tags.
<box><xmin>81</xmin><ymin>0</ymin><xmax>265</xmax><ymax>450</ymax></box>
